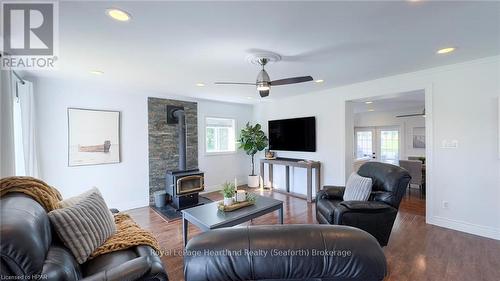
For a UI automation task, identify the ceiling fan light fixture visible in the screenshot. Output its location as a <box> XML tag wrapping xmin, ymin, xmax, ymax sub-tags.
<box><xmin>259</xmin><ymin>90</ymin><xmax>270</xmax><ymax>98</ymax></box>
<box><xmin>257</xmin><ymin>85</ymin><xmax>270</xmax><ymax>91</ymax></box>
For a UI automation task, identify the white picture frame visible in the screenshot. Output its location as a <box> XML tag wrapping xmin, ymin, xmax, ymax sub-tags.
<box><xmin>68</xmin><ymin>108</ymin><xmax>121</xmax><ymax>166</ymax></box>
<box><xmin>413</xmin><ymin>127</ymin><xmax>426</xmax><ymax>149</ymax></box>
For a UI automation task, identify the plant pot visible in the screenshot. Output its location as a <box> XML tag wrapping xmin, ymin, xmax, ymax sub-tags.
<box><xmin>223</xmin><ymin>197</ymin><xmax>234</xmax><ymax>206</ymax></box>
<box><xmin>248</xmin><ymin>175</ymin><xmax>259</xmax><ymax>188</ymax></box>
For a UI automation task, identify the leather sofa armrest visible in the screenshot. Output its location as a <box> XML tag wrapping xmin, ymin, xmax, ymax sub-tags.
<box><xmin>80</xmin><ymin>256</ymin><xmax>152</xmax><ymax>281</ymax></box>
<box><xmin>81</xmin><ymin>246</ymin><xmax>168</xmax><ymax>281</ymax></box>
<box><xmin>340</xmin><ymin>201</ymin><xmax>393</xmax><ymax>212</ymax></box>
<box><xmin>135</xmin><ymin>245</ymin><xmax>168</xmax><ymax>281</ymax></box>
<box><xmin>317</xmin><ymin>186</ymin><xmax>345</xmax><ymax>200</ymax></box>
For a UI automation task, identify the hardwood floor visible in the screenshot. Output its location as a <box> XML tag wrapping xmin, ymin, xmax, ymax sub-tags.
<box><xmin>125</xmin><ymin>189</ymin><xmax>500</xmax><ymax>281</ymax></box>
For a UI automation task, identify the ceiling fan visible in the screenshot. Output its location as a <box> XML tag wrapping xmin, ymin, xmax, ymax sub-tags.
<box><xmin>214</xmin><ymin>57</ymin><xmax>313</xmax><ymax>98</ymax></box>
<box><xmin>396</xmin><ymin>109</ymin><xmax>426</xmax><ymax>118</ymax></box>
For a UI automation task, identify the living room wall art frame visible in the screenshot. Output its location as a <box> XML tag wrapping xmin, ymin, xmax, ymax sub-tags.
<box><xmin>68</xmin><ymin>108</ymin><xmax>121</xmax><ymax>166</ymax></box>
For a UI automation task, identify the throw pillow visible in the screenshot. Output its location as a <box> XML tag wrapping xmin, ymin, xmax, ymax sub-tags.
<box><xmin>343</xmin><ymin>172</ymin><xmax>372</xmax><ymax>201</ymax></box>
<box><xmin>48</xmin><ymin>191</ymin><xmax>116</xmax><ymax>264</ymax></box>
<box><xmin>58</xmin><ymin>187</ymin><xmax>102</xmax><ymax>208</ymax></box>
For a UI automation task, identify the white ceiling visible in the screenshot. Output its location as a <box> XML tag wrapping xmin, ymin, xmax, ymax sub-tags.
<box><xmin>352</xmin><ymin>90</ymin><xmax>425</xmax><ymax>113</ymax></box>
<box><xmin>28</xmin><ymin>1</ymin><xmax>500</xmax><ymax>104</ymax></box>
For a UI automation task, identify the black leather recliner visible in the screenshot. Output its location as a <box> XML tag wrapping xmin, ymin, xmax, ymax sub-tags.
<box><xmin>184</xmin><ymin>224</ymin><xmax>387</xmax><ymax>281</ymax></box>
<box><xmin>316</xmin><ymin>162</ymin><xmax>411</xmax><ymax>246</ymax></box>
<box><xmin>0</xmin><ymin>193</ymin><xmax>168</xmax><ymax>281</ymax></box>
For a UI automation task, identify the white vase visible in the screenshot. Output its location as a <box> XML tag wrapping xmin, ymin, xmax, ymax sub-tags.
<box><xmin>248</xmin><ymin>175</ymin><xmax>259</xmax><ymax>188</ymax></box>
<box><xmin>223</xmin><ymin>197</ymin><xmax>234</xmax><ymax>206</ymax></box>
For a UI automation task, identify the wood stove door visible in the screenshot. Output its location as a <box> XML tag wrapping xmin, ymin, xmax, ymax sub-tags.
<box><xmin>176</xmin><ymin>175</ymin><xmax>204</xmax><ymax>195</ymax></box>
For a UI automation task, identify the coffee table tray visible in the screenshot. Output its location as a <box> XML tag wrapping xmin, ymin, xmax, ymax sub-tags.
<box><xmin>218</xmin><ymin>200</ymin><xmax>254</xmax><ymax>212</ymax></box>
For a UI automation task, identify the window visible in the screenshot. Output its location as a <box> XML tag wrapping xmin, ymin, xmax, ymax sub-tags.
<box><xmin>13</xmin><ymin>96</ymin><xmax>26</xmax><ymax>176</ymax></box>
<box><xmin>205</xmin><ymin>117</ymin><xmax>236</xmax><ymax>154</ymax></box>
<box><xmin>354</xmin><ymin>126</ymin><xmax>400</xmax><ymax>164</ymax></box>
<box><xmin>379</xmin><ymin>129</ymin><xmax>399</xmax><ymax>165</ymax></box>
<box><xmin>355</xmin><ymin>130</ymin><xmax>373</xmax><ymax>159</ymax></box>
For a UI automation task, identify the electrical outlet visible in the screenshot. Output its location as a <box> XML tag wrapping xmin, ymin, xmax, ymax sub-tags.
<box><xmin>442</xmin><ymin>201</ymin><xmax>449</xmax><ymax>209</ymax></box>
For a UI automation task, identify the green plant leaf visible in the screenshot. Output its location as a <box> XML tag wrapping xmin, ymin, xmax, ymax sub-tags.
<box><xmin>237</xmin><ymin>122</ymin><xmax>268</xmax><ymax>171</ymax></box>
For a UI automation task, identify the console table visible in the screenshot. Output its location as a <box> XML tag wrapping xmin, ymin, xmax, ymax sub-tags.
<box><xmin>260</xmin><ymin>158</ymin><xmax>321</xmax><ymax>202</ymax></box>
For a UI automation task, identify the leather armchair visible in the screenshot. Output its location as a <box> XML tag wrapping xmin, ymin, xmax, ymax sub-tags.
<box><xmin>316</xmin><ymin>162</ymin><xmax>411</xmax><ymax>246</ymax></box>
<box><xmin>0</xmin><ymin>193</ymin><xmax>168</xmax><ymax>281</ymax></box>
<box><xmin>184</xmin><ymin>224</ymin><xmax>387</xmax><ymax>281</ymax></box>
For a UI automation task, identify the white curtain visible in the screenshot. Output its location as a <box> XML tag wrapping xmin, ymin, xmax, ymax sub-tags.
<box><xmin>0</xmin><ymin>70</ymin><xmax>16</xmax><ymax>177</ymax></box>
<box><xmin>17</xmin><ymin>81</ymin><xmax>40</xmax><ymax>177</ymax></box>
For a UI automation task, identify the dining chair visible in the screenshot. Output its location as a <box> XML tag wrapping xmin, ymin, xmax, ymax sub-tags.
<box><xmin>398</xmin><ymin>160</ymin><xmax>424</xmax><ymax>197</ymax></box>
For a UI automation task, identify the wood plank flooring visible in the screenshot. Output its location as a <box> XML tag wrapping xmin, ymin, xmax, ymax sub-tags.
<box><xmin>125</xmin><ymin>189</ymin><xmax>500</xmax><ymax>281</ymax></box>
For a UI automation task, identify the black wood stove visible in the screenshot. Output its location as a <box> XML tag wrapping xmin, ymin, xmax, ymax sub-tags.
<box><xmin>165</xmin><ymin>105</ymin><xmax>205</xmax><ymax>210</ymax></box>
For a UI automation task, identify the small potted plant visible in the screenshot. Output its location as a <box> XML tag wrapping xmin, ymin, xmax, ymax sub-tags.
<box><xmin>238</xmin><ymin>122</ymin><xmax>268</xmax><ymax>188</ymax></box>
<box><xmin>221</xmin><ymin>182</ymin><xmax>236</xmax><ymax>206</ymax></box>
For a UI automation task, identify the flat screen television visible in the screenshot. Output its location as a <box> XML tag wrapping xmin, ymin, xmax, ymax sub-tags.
<box><xmin>268</xmin><ymin>117</ymin><xmax>316</xmax><ymax>152</ymax></box>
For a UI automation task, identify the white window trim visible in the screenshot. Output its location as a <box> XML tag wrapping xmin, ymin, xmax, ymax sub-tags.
<box><xmin>204</xmin><ymin>116</ymin><xmax>238</xmax><ymax>156</ymax></box>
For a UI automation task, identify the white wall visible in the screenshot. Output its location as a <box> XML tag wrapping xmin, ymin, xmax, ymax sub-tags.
<box><xmin>254</xmin><ymin>56</ymin><xmax>500</xmax><ymax>240</ymax></box>
<box><xmin>32</xmin><ymin>77</ymin><xmax>252</xmax><ymax>211</ymax></box>
<box><xmin>354</xmin><ymin>107</ymin><xmax>426</xmax><ymax>160</ymax></box>
<box><xmin>197</xmin><ymin>100</ymin><xmax>253</xmax><ymax>190</ymax></box>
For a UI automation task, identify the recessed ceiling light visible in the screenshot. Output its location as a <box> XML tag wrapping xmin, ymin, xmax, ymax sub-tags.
<box><xmin>368</xmin><ymin>109</ymin><xmax>375</xmax><ymax>112</ymax></box>
<box><xmin>106</xmin><ymin>8</ymin><xmax>131</xmax><ymax>22</ymax></box>
<box><xmin>365</xmin><ymin>101</ymin><xmax>373</xmax><ymax>104</ymax></box>
<box><xmin>90</xmin><ymin>70</ymin><xmax>104</xmax><ymax>75</ymax></box>
<box><xmin>437</xmin><ymin>47</ymin><xmax>455</xmax><ymax>54</ymax></box>
<box><xmin>196</xmin><ymin>83</ymin><xmax>205</xmax><ymax>87</ymax></box>
<box><xmin>246</xmin><ymin>97</ymin><xmax>253</xmax><ymax>100</ymax></box>
<box><xmin>315</xmin><ymin>79</ymin><xmax>324</xmax><ymax>83</ymax></box>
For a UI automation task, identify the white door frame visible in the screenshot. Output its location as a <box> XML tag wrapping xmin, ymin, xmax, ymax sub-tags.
<box><xmin>344</xmin><ymin>84</ymin><xmax>433</xmax><ymax>222</ymax></box>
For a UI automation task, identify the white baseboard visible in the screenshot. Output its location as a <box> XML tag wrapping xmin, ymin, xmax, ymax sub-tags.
<box><xmin>119</xmin><ymin>199</ymin><xmax>150</xmax><ymax>211</ymax></box>
<box><xmin>428</xmin><ymin>216</ymin><xmax>500</xmax><ymax>241</ymax></box>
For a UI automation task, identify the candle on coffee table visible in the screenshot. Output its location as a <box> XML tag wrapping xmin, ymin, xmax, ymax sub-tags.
<box><xmin>236</xmin><ymin>190</ymin><xmax>246</xmax><ymax>202</ymax></box>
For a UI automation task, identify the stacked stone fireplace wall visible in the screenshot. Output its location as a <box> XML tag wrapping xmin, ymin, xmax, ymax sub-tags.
<box><xmin>148</xmin><ymin>97</ymin><xmax>198</xmax><ymax>204</ymax></box>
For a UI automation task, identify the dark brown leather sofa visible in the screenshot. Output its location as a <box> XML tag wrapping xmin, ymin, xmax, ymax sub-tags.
<box><xmin>0</xmin><ymin>193</ymin><xmax>168</xmax><ymax>281</ymax></box>
<box><xmin>184</xmin><ymin>224</ymin><xmax>387</xmax><ymax>281</ymax></box>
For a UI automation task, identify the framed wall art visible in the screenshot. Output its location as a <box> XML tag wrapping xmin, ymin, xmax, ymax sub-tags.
<box><xmin>412</xmin><ymin>127</ymin><xmax>426</xmax><ymax>149</ymax></box>
<box><xmin>68</xmin><ymin>108</ymin><xmax>121</xmax><ymax>166</ymax></box>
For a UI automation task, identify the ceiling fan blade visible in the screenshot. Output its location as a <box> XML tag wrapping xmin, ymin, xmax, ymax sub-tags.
<box><xmin>259</xmin><ymin>90</ymin><xmax>269</xmax><ymax>98</ymax></box>
<box><xmin>214</xmin><ymin>82</ymin><xmax>256</xmax><ymax>86</ymax></box>
<box><xmin>396</xmin><ymin>109</ymin><xmax>426</xmax><ymax>118</ymax></box>
<box><xmin>396</xmin><ymin>113</ymin><xmax>425</xmax><ymax>118</ymax></box>
<box><xmin>270</xmin><ymin>76</ymin><xmax>313</xmax><ymax>86</ymax></box>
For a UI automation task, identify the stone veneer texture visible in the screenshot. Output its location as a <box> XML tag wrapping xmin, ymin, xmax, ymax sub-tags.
<box><xmin>148</xmin><ymin>97</ymin><xmax>198</xmax><ymax>204</ymax></box>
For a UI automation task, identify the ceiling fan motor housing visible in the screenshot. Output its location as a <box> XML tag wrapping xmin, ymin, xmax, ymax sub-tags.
<box><xmin>256</xmin><ymin>69</ymin><xmax>271</xmax><ymax>91</ymax></box>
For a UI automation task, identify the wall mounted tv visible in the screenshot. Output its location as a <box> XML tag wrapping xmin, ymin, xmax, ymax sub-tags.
<box><xmin>268</xmin><ymin>117</ymin><xmax>316</xmax><ymax>152</ymax></box>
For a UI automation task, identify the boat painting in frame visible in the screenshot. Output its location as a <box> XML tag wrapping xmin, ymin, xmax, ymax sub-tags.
<box><xmin>68</xmin><ymin>108</ymin><xmax>121</xmax><ymax>166</ymax></box>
